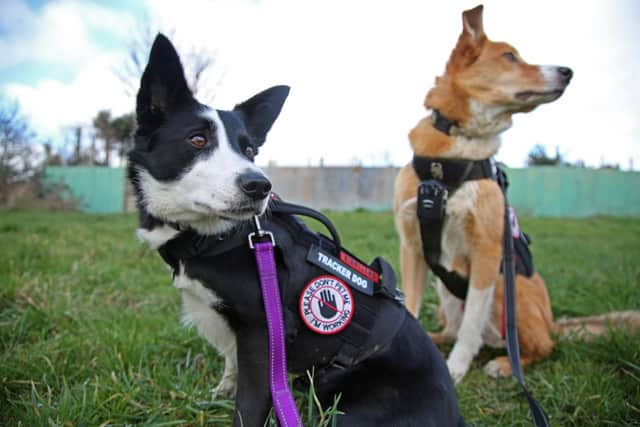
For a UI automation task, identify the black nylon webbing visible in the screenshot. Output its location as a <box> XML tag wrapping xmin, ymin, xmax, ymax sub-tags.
<box><xmin>417</xmin><ymin>217</ymin><xmax>469</xmax><ymax>300</ymax></box>
<box><xmin>412</xmin><ymin>156</ymin><xmax>493</xmax><ymax>190</ymax></box>
<box><xmin>269</xmin><ymin>199</ymin><xmax>341</xmax><ymax>248</ymax></box>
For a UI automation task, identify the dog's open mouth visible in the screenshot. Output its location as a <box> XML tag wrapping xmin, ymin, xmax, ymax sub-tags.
<box><xmin>515</xmin><ymin>89</ymin><xmax>563</xmax><ymax>102</ymax></box>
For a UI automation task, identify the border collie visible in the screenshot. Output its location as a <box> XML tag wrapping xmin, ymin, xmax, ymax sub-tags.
<box><xmin>129</xmin><ymin>34</ymin><xmax>464</xmax><ymax>426</ymax></box>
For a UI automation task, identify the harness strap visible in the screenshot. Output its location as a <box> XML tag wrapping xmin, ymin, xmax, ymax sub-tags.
<box><xmin>158</xmin><ymin>227</ymin><xmax>248</xmax><ymax>272</ymax></box>
<box><xmin>413</xmin><ymin>155</ymin><xmax>493</xmax><ymax>191</ymax></box>
<box><xmin>416</xmin><ymin>211</ymin><xmax>469</xmax><ymax>300</ymax></box>
<box><xmin>253</xmin><ymin>239</ymin><xmax>303</xmax><ymax>427</ymax></box>
<box><xmin>157</xmin><ymin>199</ymin><xmax>341</xmax><ymax>273</ymax></box>
<box><xmin>369</xmin><ymin>256</ymin><xmax>404</xmax><ymax>302</ymax></box>
<box><xmin>270</xmin><ymin>199</ymin><xmax>342</xmax><ymax>248</ymax></box>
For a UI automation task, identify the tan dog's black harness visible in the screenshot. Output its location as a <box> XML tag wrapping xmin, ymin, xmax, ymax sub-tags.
<box><xmin>412</xmin><ymin>156</ymin><xmax>534</xmax><ymax>300</ymax></box>
<box><xmin>413</xmin><ymin>154</ymin><xmax>494</xmax><ymax>300</ymax></box>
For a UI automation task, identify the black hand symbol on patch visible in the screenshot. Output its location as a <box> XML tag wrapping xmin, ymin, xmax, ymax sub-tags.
<box><xmin>317</xmin><ymin>290</ymin><xmax>338</xmax><ymax>319</ymax></box>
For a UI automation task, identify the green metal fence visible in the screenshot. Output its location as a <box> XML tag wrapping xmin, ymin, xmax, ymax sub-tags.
<box><xmin>44</xmin><ymin>166</ymin><xmax>640</xmax><ymax>217</ymax></box>
<box><xmin>45</xmin><ymin>166</ymin><xmax>125</xmax><ymax>214</ymax></box>
<box><xmin>506</xmin><ymin>167</ymin><xmax>640</xmax><ymax>217</ymax></box>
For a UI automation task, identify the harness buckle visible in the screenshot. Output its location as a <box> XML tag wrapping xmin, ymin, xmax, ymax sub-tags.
<box><xmin>393</xmin><ymin>288</ymin><xmax>405</xmax><ymax>304</ymax></box>
<box><xmin>417</xmin><ymin>180</ymin><xmax>448</xmax><ymax>223</ymax></box>
<box><xmin>378</xmin><ymin>285</ymin><xmax>405</xmax><ymax>304</ymax></box>
<box><xmin>248</xmin><ymin>215</ymin><xmax>276</xmax><ymax>248</ymax></box>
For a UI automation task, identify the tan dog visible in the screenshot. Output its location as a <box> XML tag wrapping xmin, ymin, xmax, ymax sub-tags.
<box><xmin>393</xmin><ymin>5</ymin><xmax>639</xmax><ymax>383</ymax></box>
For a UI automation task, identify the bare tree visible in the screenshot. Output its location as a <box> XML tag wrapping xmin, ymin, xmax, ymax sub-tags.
<box><xmin>114</xmin><ymin>17</ymin><xmax>223</xmax><ymax>103</ymax></box>
<box><xmin>0</xmin><ymin>97</ymin><xmax>35</xmax><ymax>193</ymax></box>
<box><xmin>113</xmin><ymin>18</ymin><xmax>156</xmax><ymax>99</ymax></box>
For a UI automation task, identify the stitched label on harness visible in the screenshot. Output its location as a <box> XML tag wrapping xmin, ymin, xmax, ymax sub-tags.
<box><xmin>299</xmin><ymin>275</ymin><xmax>354</xmax><ymax>335</ymax></box>
<box><xmin>339</xmin><ymin>250</ymin><xmax>380</xmax><ymax>284</ymax></box>
<box><xmin>307</xmin><ymin>244</ymin><xmax>375</xmax><ymax>295</ymax></box>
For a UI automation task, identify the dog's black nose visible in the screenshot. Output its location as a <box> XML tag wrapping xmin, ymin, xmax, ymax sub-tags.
<box><xmin>238</xmin><ymin>172</ymin><xmax>272</xmax><ymax>200</ymax></box>
<box><xmin>558</xmin><ymin>67</ymin><xmax>573</xmax><ymax>82</ymax></box>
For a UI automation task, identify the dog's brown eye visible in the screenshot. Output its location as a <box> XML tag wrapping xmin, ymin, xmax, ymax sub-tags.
<box><xmin>244</xmin><ymin>146</ymin><xmax>254</xmax><ymax>158</ymax></box>
<box><xmin>189</xmin><ymin>135</ymin><xmax>207</xmax><ymax>148</ymax></box>
<box><xmin>503</xmin><ymin>52</ymin><xmax>518</xmax><ymax>63</ymax></box>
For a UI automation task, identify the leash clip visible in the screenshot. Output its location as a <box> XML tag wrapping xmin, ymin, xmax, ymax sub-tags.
<box><xmin>248</xmin><ymin>215</ymin><xmax>276</xmax><ymax>249</ymax></box>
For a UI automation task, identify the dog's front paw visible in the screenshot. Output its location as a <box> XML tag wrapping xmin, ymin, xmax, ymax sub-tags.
<box><xmin>447</xmin><ymin>362</ymin><xmax>468</xmax><ymax>384</ymax></box>
<box><xmin>446</xmin><ymin>347</ymin><xmax>472</xmax><ymax>383</ymax></box>
<box><xmin>212</xmin><ymin>374</ymin><xmax>237</xmax><ymax>398</ymax></box>
<box><xmin>483</xmin><ymin>357</ymin><xmax>512</xmax><ymax>378</ymax></box>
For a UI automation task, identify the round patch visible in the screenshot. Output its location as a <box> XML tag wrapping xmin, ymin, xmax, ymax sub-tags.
<box><xmin>299</xmin><ymin>275</ymin><xmax>354</xmax><ymax>335</ymax></box>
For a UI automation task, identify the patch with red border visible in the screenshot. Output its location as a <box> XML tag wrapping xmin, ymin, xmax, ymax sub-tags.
<box><xmin>299</xmin><ymin>275</ymin><xmax>354</xmax><ymax>335</ymax></box>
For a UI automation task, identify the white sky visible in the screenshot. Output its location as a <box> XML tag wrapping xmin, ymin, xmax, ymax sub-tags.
<box><xmin>2</xmin><ymin>0</ymin><xmax>639</xmax><ymax>169</ymax></box>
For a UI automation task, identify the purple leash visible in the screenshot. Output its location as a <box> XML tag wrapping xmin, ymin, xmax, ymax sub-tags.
<box><xmin>249</xmin><ymin>216</ymin><xmax>303</xmax><ymax>427</ymax></box>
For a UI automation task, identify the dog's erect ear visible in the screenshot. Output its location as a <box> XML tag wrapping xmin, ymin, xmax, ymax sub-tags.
<box><xmin>136</xmin><ymin>34</ymin><xmax>194</xmax><ymax>129</ymax></box>
<box><xmin>234</xmin><ymin>85</ymin><xmax>290</xmax><ymax>147</ymax></box>
<box><xmin>462</xmin><ymin>5</ymin><xmax>485</xmax><ymax>44</ymax></box>
<box><xmin>445</xmin><ymin>5</ymin><xmax>486</xmax><ymax>74</ymax></box>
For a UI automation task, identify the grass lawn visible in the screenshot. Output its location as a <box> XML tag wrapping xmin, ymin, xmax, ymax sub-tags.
<box><xmin>1</xmin><ymin>211</ymin><xmax>639</xmax><ymax>426</ymax></box>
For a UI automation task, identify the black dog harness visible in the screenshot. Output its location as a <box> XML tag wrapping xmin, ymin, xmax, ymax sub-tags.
<box><xmin>157</xmin><ymin>198</ymin><xmax>406</xmax><ymax>379</ymax></box>
<box><xmin>413</xmin><ymin>155</ymin><xmax>534</xmax><ymax>300</ymax></box>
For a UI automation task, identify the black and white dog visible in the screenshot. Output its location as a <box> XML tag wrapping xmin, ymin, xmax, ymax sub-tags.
<box><xmin>129</xmin><ymin>34</ymin><xmax>464</xmax><ymax>427</ymax></box>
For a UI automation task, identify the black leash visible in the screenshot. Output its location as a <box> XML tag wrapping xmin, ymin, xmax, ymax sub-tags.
<box><xmin>499</xmin><ymin>176</ymin><xmax>550</xmax><ymax>427</ymax></box>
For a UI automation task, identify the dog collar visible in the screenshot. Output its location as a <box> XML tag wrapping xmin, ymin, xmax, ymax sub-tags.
<box><xmin>432</xmin><ymin>110</ymin><xmax>458</xmax><ymax>135</ymax></box>
<box><xmin>157</xmin><ymin>226</ymin><xmax>248</xmax><ymax>274</ymax></box>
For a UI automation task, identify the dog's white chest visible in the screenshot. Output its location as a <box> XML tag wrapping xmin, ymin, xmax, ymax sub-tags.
<box><xmin>440</xmin><ymin>181</ymin><xmax>479</xmax><ymax>268</ymax></box>
<box><xmin>172</xmin><ymin>267</ymin><xmax>239</xmax><ymax>396</ymax></box>
<box><xmin>173</xmin><ymin>266</ymin><xmax>237</xmax><ymax>356</ymax></box>
<box><xmin>174</xmin><ymin>269</ymin><xmax>222</xmax><ymax>313</ymax></box>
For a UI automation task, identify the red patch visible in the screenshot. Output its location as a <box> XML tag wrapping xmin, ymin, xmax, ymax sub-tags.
<box><xmin>339</xmin><ymin>251</ymin><xmax>379</xmax><ymax>284</ymax></box>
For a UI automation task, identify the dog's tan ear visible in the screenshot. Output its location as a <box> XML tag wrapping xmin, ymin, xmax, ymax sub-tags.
<box><xmin>462</xmin><ymin>5</ymin><xmax>485</xmax><ymax>43</ymax></box>
<box><xmin>445</xmin><ymin>5</ymin><xmax>486</xmax><ymax>74</ymax></box>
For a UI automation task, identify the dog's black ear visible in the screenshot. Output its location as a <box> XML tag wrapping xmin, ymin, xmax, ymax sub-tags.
<box><xmin>136</xmin><ymin>34</ymin><xmax>194</xmax><ymax>130</ymax></box>
<box><xmin>234</xmin><ymin>85</ymin><xmax>290</xmax><ymax>147</ymax></box>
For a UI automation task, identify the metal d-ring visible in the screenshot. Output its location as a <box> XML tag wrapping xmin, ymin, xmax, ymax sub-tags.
<box><xmin>248</xmin><ymin>215</ymin><xmax>276</xmax><ymax>249</ymax></box>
